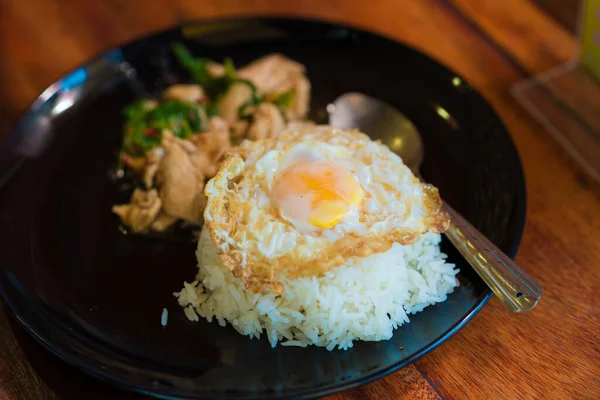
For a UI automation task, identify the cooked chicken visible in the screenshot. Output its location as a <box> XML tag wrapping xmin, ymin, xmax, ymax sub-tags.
<box><xmin>188</xmin><ymin>117</ymin><xmax>231</xmax><ymax>176</ymax></box>
<box><xmin>151</xmin><ymin>212</ymin><xmax>178</xmax><ymax>232</ymax></box>
<box><xmin>114</xmin><ymin>121</ymin><xmax>232</xmax><ymax>232</ymax></box>
<box><xmin>143</xmin><ymin>147</ymin><xmax>164</xmax><ymax>188</ymax></box>
<box><xmin>207</xmin><ymin>62</ymin><xmax>225</xmax><ymax>77</ymax></box>
<box><xmin>217</xmin><ymin>82</ymin><xmax>253</xmax><ymax>122</ymax></box>
<box><xmin>207</xmin><ymin>115</ymin><xmax>229</xmax><ymax>133</ymax></box>
<box><xmin>231</xmin><ymin>120</ymin><xmax>249</xmax><ymax>140</ymax></box>
<box><xmin>112</xmin><ymin>188</ymin><xmax>162</xmax><ymax>232</ymax></box>
<box><xmin>246</xmin><ymin>103</ymin><xmax>285</xmax><ymax>140</ymax></box>
<box><xmin>199</xmin><ymin>117</ymin><xmax>231</xmax><ymax>158</ymax></box>
<box><xmin>209</xmin><ymin>54</ymin><xmax>311</xmax><ymax>121</ymax></box>
<box><xmin>187</xmin><ymin>149</ymin><xmax>215</xmax><ymax>178</ymax></box>
<box><xmin>239</xmin><ymin>54</ymin><xmax>310</xmax><ymax>120</ymax></box>
<box><xmin>162</xmin><ymin>84</ymin><xmax>204</xmax><ymax>103</ymax></box>
<box><xmin>286</xmin><ymin>75</ymin><xmax>310</xmax><ymax>121</ymax></box>
<box><xmin>115</xmin><ymin>52</ymin><xmax>313</xmax><ymax>235</ymax></box>
<box><xmin>158</xmin><ymin>133</ymin><xmax>206</xmax><ymax>222</ymax></box>
<box><xmin>237</xmin><ymin>54</ymin><xmax>305</xmax><ymax>94</ymax></box>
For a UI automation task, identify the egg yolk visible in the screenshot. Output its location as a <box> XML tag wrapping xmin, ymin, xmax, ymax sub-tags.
<box><xmin>272</xmin><ymin>161</ymin><xmax>364</xmax><ymax>229</ymax></box>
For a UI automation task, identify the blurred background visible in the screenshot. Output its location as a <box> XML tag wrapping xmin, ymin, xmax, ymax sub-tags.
<box><xmin>0</xmin><ymin>0</ymin><xmax>582</xmax><ymax>140</ymax></box>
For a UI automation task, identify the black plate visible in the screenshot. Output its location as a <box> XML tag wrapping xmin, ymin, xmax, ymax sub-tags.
<box><xmin>0</xmin><ymin>17</ymin><xmax>526</xmax><ymax>400</ymax></box>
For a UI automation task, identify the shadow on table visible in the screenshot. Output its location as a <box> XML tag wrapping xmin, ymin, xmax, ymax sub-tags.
<box><xmin>8</xmin><ymin>314</ymin><xmax>149</xmax><ymax>400</ymax></box>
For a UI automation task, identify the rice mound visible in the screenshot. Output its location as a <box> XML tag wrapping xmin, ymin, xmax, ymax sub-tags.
<box><xmin>174</xmin><ymin>227</ymin><xmax>459</xmax><ymax>351</ymax></box>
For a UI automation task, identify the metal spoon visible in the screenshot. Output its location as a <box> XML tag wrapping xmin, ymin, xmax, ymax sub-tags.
<box><xmin>328</xmin><ymin>92</ymin><xmax>541</xmax><ymax>312</ymax></box>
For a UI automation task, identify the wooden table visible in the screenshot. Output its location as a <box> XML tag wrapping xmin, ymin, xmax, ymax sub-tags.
<box><xmin>1</xmin><ymin>0</ymin><xmax>599</xmax><ymax>399</ymax></box>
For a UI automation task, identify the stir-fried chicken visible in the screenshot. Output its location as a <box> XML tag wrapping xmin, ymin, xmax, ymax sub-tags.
<box><xmin>246</xmin><ymin>103</ymin><xmax>285</xmax><ymax>140</ymax></box>
<box><xmin>210</xmin><ymin>54</ymin><xmax>311</xmax><ymax>121</ymax></box>
<box><xmin>143</xmin><ymin>147</ymin><xmax>164</xmax><ymax>188</ymax></box>
<box><xmin>157</xmin><ymin>132</ymin><xmax>207</xmax><ymax>222</ymax></box>
<box><xmin>162</xmin><ymin>84</ymin><xmax>205</xmax><ymax>103</ymax></box>
<box><xmin>217</xmin><ymin>82</ymin><xmax>253</xmax><ymax>123</ymax></box>
<box><xmin>112</xmin><ymin>188</ymin><xmax>162</xmax><ymax>233</ymax></box>
<box><xmin>113</xmin><ymin>51</ymin><xmax>311</xmax><ymax>234</ymax></box>
<box><xmin>189</xmin><ymin>117</ymin><xmax>231</xmax><ymax>177</ymax></box>
<box><xmin>236</xmin><ymin>54</ymin><xmax>310</xmax><ymax>120</ymax></box>
<box><xmin>113</xmin><ymin>118</ymin><xmax>232</xmax><ymax>232</ymax></box>
<box><xmin>286</xmin><ymin>74</ymin><xmax>310</xmax><ymax>121</ymax></box>
<box><xmin>237</xmin><ymin>54</ymin><xmax>304</xmax><ymax>94</ymax></box>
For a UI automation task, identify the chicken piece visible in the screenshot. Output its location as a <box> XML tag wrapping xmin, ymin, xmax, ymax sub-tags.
<box><xmin>231</xmin><ymin>120</ymin><xmax>249</xmax><ymax>140</ymax></box>
<box><xmin>204</xmin><ymin>117</ymin><xmax>231</xmax><ymax>157</ymax></box>
<box><xmin>160</xmin><ymin>130</ymin><xmax>198</xmax><ymax>155</ymax></box>
<box><xmin>237</xmin><ymin>54</ymin><xmax>305</xmax><ymax>94</ymax></box>
<box><xmin>246</xmin><ymin>103</ymin><xmax>285</xmax><ymax>141</ymax></box>
<box><xmin>143</xmin><ymin>147</ymin><xmax>164</xmax><ymax>188</ymax></box>
<box><xmin>112</xmin><ymin>188</ymin><xmax>162</xmax><ymax>233</ymax></box>
<box><xmin>151</xmin><ymin>212</ymin><xmax>178</xmax><ymax>232</ymax></box>
<box><xmin>189</xmin><ymin>117</ymin><xmax>231</xmax><ymax>177</ymax></box>
<box><xmin>207</xmin><ymin>62</ymin><xmax>225</xmax><ymax>77</ymax></box>
<box><xmin>217</xmin><ymin>82</ymin><xmax>253</xmax><ymax>122</ymax></box>
<box><xmin>210</xmin><ymin>54</ymin><xmax>311</xmax><ymax>121</ymax></box>
<box><xmin>238</xmin><ymin>54</ymin><xmax>310</xmax><ymax>120</ymax></box>
<box><xmin>162</xmin><ymin>84</ymin><xmax>204</xmax><ymax>103</ymax></box>
<box><xmin>188</xmin><ymin>148</ymin><xmax>216</xmax><ymax>178</ymax></box>
<box><xmin>286</xmin><ymin>75</ymin><xmax>310</xmax><ymax>121</ymax></box>
<box><xmin>158</xmin><ymin>134</ymin><xmax>206</xmax><ymax>223</ymax></box>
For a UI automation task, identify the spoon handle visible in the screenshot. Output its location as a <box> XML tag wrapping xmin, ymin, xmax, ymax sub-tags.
<box><xmin>442</xmin><ymin>202</ymin><xmax>542</xmax><ymax>312</ymax></box>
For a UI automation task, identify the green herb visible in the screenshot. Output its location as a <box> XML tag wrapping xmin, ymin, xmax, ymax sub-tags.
<box><xmin>223</xmin><ymin>58</ymin><xmax>237</xmax><ymax>81</ymax></box>
<box><xmin>172</xmin><ymin>43</ymin><xmax>228</xmax><ymax>98</ymax></box>
<box><xmin>171</xmin><ymin>43</ymin><xmax>263</xmax><ymax>115</ymax></box>
<box><xmin>122</xmin><ymin>126</ymin><xmax>161</xmax><ymax>156</ymax></box>
<box><xmin>237</xmin><ymin>87</ymin><xmax>264</xmax><ymax>119</ymax></box>
<box><xmin>121</xmin><ymin>43</ymin><xmax>275</xmax><ymax>159</ymax></box>
<box><xmin>121</xmin><ymin>99</ymin><xmax>207</xmax><ymax>156</ymax></box>
<box><xmin>233</xmin><ymin>78</ymin><xmax>263</xmax><ymax>119</ymax></box>
<box><xmin>272</xmin><ymin>88</ymin><xmax>295</xmax><ymax>112</ymax></box>
<box><xmin>205</xmin><ymin>101</ymin><xmax>219</xmax><ymax>118</ymax></box>
<box><xmin>211</xmin><ymin>58</ymin><xmax>245</xmax><ymax>95</ymax></box>
<box><xmin>237</xmin><ymin>100</ymin><xmax>255</xmax><ymax>121</ymax></box>
<box><xmin>122</xmin><ymin>99</ymin><xmax>148</xmax><ymax>122</ymax></box>
<box><xmin>171</xmin><ymin>43</ymin><xmax>212</xmax><ymax>87</ymax></box>
<box><xmin>188</xmin><ymin>106</ymin><xmax>206</xmax><ymax>132</ymax></box>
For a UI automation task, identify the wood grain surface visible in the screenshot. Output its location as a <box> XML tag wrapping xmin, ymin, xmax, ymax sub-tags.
<box><xmin>1</xmin><ymin>0</ymin><xmax>599</xmax><ymax>399</ymax></box>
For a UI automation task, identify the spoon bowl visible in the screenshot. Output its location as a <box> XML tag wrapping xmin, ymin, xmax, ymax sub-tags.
<box><xmin>329</xmin><ymin>92</ymin><xmax>424</xmax><ymax>173</ymax></box>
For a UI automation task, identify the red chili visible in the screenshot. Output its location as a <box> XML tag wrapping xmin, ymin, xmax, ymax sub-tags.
<box><xmin>122</xmin><ymin>154</ymin><xmax>133</xmax><ymax>167</ymax></box>
<box><xmin>143</xmin><ymin>128</ymin><xmax>158</xmax><ymax>138</ymax></box>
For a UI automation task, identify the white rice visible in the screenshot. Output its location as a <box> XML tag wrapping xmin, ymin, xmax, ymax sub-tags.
<box><xmin>174</xmin><ymin>227</ymin><xmax>459</xmax><ymax>351</ymax></box>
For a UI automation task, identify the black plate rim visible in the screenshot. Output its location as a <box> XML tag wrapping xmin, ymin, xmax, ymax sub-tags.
<box><xmin>0</xmin><ymin>15</ymin><xmax>527</xmax><ymax>400</ymax></box>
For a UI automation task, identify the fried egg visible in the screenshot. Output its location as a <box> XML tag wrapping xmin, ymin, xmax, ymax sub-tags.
<box><xmin>204</xmin><ymin>124</ymin><xmax>449</xmax><ymax>294</ymax></box>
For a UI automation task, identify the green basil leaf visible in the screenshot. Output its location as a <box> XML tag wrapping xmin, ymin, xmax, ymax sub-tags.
<box><xmin>171</xmin><ymin>43</ymin><xmax>212</xmax><ymax>87</ymax></box>
<box><xmin>272</xmin><ymin>88</ymin><xmax>295</xmax><ymax>112</ymax></box>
